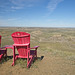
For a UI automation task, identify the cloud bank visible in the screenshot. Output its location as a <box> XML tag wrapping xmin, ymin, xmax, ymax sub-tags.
<box><xmin>0</xmin><ymin>0</ymin><xmax>40</xmax><ymax>12</ymax></box>
<box><xmin>0</xmin><ymin>0</ymin><xmax>64</xmax><ymax>15</ymax></box>
<box><xmin>10</xmin><ymin>0</ymin><xmax>40</xmax><ymax>9</ymax></box>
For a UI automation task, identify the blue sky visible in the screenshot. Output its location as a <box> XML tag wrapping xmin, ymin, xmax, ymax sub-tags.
<box><xmin>0</xmin><ymin>0</ymin><xmax>75</xmax><ymax>27</ymax></box>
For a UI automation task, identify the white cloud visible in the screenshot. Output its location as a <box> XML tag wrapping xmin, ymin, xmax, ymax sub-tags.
<box><xmin>11</xmin><ymin>6</ymin><xmax>23</xmax><ymax>9</ymax></box>
<box><xmin>0</xmin><ymin>0</ymin><xmax>40</xmax><ymax>12</ymax></box>
<box><xmin>7</xmin><ymin>18</ymin><xmax>18</xmax><ymax>21</ymax></box>
<box><xmin>9</xmin><ymin>0</ymin><xmax>40</xmax><ymax>9</ymax></box>
<box><xmin>47</xmin><ymin>0</ymin><xmax>64</xmax><ymax>13</ymax></box>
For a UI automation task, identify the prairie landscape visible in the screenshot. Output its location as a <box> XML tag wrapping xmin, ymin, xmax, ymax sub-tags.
<box><xmin>0</xmin><ymin>27</ymin><xmax>75</xmax><ymax>75</ymax></box>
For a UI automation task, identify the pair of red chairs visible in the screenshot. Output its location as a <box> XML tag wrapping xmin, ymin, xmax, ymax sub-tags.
<box><xmin>0</xmin><ymin>32</ymin><xmax>39</xmax><ymax>68</ymax></box>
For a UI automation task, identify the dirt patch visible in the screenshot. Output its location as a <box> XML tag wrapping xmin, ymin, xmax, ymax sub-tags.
<box><xmin>0</xmin><ymin>51</ymin><xmax>75</xmax><ymax>75</ymax></box>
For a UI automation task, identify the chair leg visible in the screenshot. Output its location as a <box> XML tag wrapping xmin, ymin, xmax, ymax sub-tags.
<box><xmin>12</xmin><ymin>46</ymin><xmax>15</xmax><ymax>66</ymax></box>
<box><xmin>35</xmin><ymin>50</ymin><xmax>37</xmax><ymax>60</ymax></box>
<box><xmin>0</xmin><ymin>54</ymin><xmax>3</xmax><ymax>61</ymax></box>
<box><xmin>15</xmin><ymin>56</ymin><xmax>18</xmax><ymax>60</ymax></box>
<box><xmin>0</xmin><ymin>49</ymin><xmax>7</xmax><ymax>62</ymax></box>
<box><xmin>4</xmin><ymin>50</ymin><xmax>7</xmax><ymax>57</ymax></box>
<box><xmin>27</xmin><ymin>56</ymin><xmax>34</xmax><ymax>68</ymax></box>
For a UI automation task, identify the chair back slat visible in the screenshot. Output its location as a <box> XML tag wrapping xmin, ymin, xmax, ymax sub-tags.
<box><xmin>16</xmin><ymin>46</ymin><xmax>27</xmax><ymax>57</ymax></box>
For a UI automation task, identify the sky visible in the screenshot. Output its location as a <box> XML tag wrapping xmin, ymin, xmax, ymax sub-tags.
<box><xmin>0</xmin><ymin>0</ymin><xmax>75</xmax><ymax>27</ymax></box>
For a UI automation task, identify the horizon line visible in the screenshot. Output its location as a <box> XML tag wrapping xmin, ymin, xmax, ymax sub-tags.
<box><xmin>0</xmin><ymin>26</ymin><xmax>75</xmax><ymax>28</ymax></box>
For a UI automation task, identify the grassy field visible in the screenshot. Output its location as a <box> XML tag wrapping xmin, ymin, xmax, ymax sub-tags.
<box><xmin>0</xmin><ymin>27</ymin><xmax>75</xmax><ymax>75</ymax></box>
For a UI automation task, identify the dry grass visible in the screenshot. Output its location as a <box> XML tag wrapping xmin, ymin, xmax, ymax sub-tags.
<box><xmin>0</xmin><ymin>27</ymin><xmax>75</xmax><ymax>75</ymax></box>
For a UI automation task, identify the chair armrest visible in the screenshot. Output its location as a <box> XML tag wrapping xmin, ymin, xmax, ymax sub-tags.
<box><xmin>0</xmin><ymin>45</ymin><xmax>13</xmax><ymax>49</ymax></box>
<box><xmin>29</xmin><ymin>46</ymin><xmax>39</xmax><ymax>49</ymax></box>
<box><xmin>0</xmin><ymin>47</ymin><xmax>6</xmax><ymax>49</ymax></box>
<box><xmin>4</xmin><ymin>45</ymin><xmax>13</xmax><ymax>49</ymax></box>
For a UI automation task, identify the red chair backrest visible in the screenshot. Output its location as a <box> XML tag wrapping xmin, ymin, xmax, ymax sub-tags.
<box><xmin>11</xmin><ymin>32</ymin><xmax>30</xmax><ymax>57</ymax></box>
<box><xmin>0</xmin><ymin>35</ymin><xmax>1</xmax><ymax>47</ymax></box>
<box><xmin>11</xmin><ymin>32</ymin><xmax>30</xmax><ymax>44</ymax></box>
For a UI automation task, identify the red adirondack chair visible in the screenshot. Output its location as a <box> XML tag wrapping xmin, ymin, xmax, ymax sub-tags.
<box><xmin>0</xmin><ymin>35</ymin><xmax>7</xmax><ymax>61</ymax></box>
<box><xmin>11</xmin><ymin>32</ymin><xmax>39</xmax><ymax>68</ymax></box>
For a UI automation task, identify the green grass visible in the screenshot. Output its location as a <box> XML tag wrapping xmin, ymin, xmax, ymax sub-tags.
<box><xmin>15</xmin><ymin>58</ymin><xmax>27</xmax><ymax>68</ymax></box>
<box><xmin>0</xmin><ymin>56</ymin><xmax>12</xmax><ymax>64</ymax></box>
<box><xmin>0</xmin><ymin>27</ymin><xmax>75</xmax><ymax>67</ymax></box>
